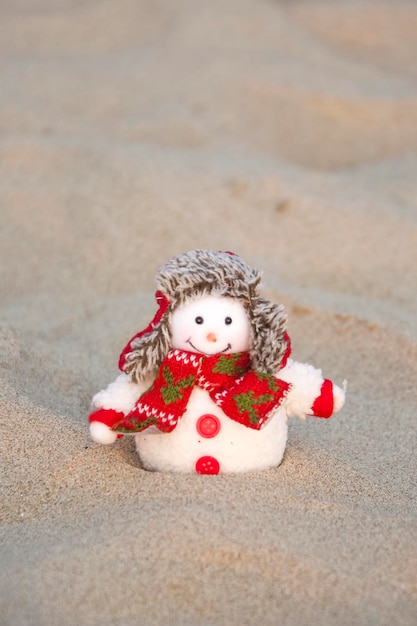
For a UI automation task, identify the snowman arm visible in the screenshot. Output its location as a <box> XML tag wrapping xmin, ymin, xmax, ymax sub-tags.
<box><xmin>89</xmin><ymin>373</ymin><xmax>150</xmax><ymax>445</ymax></box>
<box><xmin>91</xmin><ymin>372</ymin><xmax>147</xmax><ymax>414</ymax></box>
<box><xmin>278</xmin><ymin>359</ymin><xmax>346</xmax><ymax>419</ymax></box>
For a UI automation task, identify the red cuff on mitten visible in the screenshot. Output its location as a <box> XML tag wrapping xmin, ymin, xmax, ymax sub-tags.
<box><xmin>89</xmin><ymin>408</ymin><xmax>125</xmax><ymax>438</ymax></box>
<box><xmin>310</xmin><ymin>379</ymin><xmax>334</xmax><ymax>418</ymax></box>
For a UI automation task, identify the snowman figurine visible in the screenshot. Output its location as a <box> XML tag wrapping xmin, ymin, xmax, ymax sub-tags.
<box><xmin>89</xmin><ymin>250</ymin><xmax>345</xmax><ymax>474</ymax></box>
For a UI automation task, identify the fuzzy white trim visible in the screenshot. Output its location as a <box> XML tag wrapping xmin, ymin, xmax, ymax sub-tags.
<box><xmin>333</xmin><ymin>382</ymin><xmax>346</xmax><ymax>413</ymax></box>
<box><xmin>278</xmin><ymin>359</ymin><xmax>325</xmax><ymax>419</ymax></box>
<box><xmin>92</xmin><ymin>373</ymin><xmax>148</xmax><ymax>414</ymax></box>
<box><xmin>90</xmin><ymin>421</ymin><xmax>118</xmax><ymax>445</ymax></box>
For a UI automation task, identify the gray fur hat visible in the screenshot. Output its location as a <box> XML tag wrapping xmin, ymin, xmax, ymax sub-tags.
<box><xmin>121</xmin><ymin>250</ymin><xmax>289</xmax><ymax>381</ymax></box>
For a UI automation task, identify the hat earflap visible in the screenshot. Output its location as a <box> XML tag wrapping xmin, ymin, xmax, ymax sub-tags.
<box><xmin>249</xmin><ymin>297</ymin><xmax>288</xmax><ymax>374</ymax></box>
<box><xmin>122</xmin><ymin>312</ymin><xmax>172</xmax><ymax>383</ymax></box>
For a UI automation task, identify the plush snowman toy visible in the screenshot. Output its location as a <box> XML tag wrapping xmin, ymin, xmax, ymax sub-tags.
<box><xmin>89</xmin><ymin>250</ymin><xmax>345</xmax><ymax>474</ymax></box>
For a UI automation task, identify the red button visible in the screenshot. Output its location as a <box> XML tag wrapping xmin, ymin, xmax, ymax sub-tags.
<box><xmin>195</xmin><ymin>456</ymin><xmax>220</xmax><ymax>475</ymax></box>
<box><xmin>196</xmin><ymin>414</ymin><xmax>221</xmax><ymax>438</ymax></box>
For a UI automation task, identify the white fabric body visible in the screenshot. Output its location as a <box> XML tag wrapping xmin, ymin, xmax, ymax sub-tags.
<box><xmin>135</xmin><ymin>386</ymin><xmax>288</xmax><ymax>473</ymax></box>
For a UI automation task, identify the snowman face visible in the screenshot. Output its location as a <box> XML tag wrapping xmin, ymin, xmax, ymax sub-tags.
<box><xmin>170</xmin><ymin>295</ymin><xmax>251</xmax><ymax>355</ymax></box>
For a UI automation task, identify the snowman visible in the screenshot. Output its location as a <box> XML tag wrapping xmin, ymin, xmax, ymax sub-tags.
<box><xmin>89</xmin><ymin>250</ymin><xmax>345</xmax><ymax>474</ymax></box>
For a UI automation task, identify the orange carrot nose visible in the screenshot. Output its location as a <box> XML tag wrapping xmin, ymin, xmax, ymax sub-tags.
<box><xmin>206</xmin><ymin>332</ymin><xmax>217</xmax><ymax>343</ymax></box>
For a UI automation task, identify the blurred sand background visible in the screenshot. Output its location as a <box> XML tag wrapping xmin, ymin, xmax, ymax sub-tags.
<box><xmin>1</xmin><ymin>0</ymin><xmax>416</xmax><ymax>624</ymax></box>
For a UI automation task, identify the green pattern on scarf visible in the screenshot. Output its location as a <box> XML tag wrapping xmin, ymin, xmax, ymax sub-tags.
<box><xmin>160</xmin><ymin>367</ymin><xmax>195</xmax><ymax>405</ymax></box>
<box><xmin>212</xmin><ymin>353</ymin><xmax>248</xmax><ymax>377</ymax></box>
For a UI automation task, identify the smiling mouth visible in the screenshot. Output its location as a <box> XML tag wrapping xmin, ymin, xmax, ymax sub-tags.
<box><xmin>187</xmin><ymin>340</ymin><xmax>231</xmax><ymax>356</ymax></box>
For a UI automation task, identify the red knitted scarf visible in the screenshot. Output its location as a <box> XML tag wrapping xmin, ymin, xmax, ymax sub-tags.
<box><xmin>113</xmin><ymin>349</ymin><xmax>291</xmax><ymax>434</ymax></box>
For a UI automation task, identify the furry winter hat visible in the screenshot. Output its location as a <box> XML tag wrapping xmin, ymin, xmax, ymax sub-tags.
<box><xmin>120</xmin><ymin>250</ymin><xmax>289</xmax><ymax>382</ymax></box>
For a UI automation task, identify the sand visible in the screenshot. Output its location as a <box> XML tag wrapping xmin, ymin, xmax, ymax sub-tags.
<box><xmin>1</xmin><ymin>0</ymin><xmax>416</xmax><ymax>624</ymax></box>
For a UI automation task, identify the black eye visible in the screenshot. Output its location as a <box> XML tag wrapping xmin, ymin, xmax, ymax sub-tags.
<box><xmin>195</xmin><ymin>316</ymin><xmax>204</xmax><ymax>325</ymax></box>
<box><xmin>225</xmin><ymin>317</ymin><xmax>232</xmax><ymax>325</ymax></box>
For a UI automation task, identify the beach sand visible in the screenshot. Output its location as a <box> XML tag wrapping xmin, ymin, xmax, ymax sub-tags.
<box><xmin>1</xmin><ymin>0</ymin><xmax>416</xmax><ymax>624</ymax></box>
